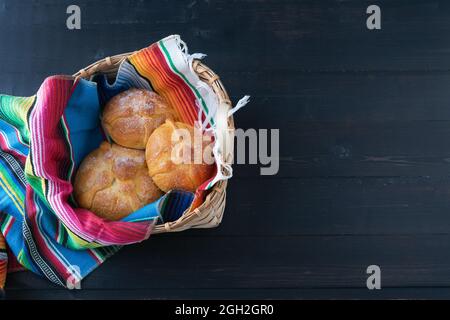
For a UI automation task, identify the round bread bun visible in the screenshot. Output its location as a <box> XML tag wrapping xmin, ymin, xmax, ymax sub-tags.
<box><xmin>145</xmin><ymin>120</ymin><xmax>215</xmax><ymax>193</ymax></box>
<box><xmin>74</xmin><ymin>142</ymin><xmax>163</xmax><ymax>221</ymax></box>
<box><xmin>102</xmin><ymin>88</ymin><xmax>177</xmax><ymax>149</ymax></box>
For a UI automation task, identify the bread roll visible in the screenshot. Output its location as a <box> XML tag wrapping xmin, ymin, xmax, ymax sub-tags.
<box><xmin>145</xmin><ymin>120</ymin><xmax>215</xmax><ymax>193</ymax></box>
<box><xmin>102</xmin><ymin>88</ymin><xmax>176</xmax><ymax>149</ymax></box>
<box><xmin>74</xmin><ymin>142</ymin><xmax>163</xmax><ymax>221</ymax></box>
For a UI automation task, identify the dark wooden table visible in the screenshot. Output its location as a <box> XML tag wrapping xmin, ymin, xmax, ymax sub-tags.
<box><xmin>3</xmin><ymin>0</ymin><xmax>450</xmax><ymax>299</ymax></box>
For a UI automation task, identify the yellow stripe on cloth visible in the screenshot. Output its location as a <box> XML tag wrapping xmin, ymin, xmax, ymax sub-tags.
<box><xmin>0</xmin><ymin>172</ymin><xmax>24</xmax><ymax>216</ymax></box>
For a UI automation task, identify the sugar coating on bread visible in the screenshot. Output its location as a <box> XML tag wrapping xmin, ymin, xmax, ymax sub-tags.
<box><xmin>74</xmin><ymin>142</ymin><xmax>163</xmax><ymax>221</ymax></box>
<box><xmin>102</xmin><ymin>88</ymin><xmax>177</xmax><ymax>149</ymax></box>
<box><xmin>145</xmin><ymin>120</ymin><xmax>215</xmax><ymax>193</ymax></box>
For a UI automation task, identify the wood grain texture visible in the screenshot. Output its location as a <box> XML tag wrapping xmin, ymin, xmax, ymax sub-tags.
<box><xmin>7</xmin><ymin>234</ymin><xmax>450</xmax><ymax>298</ymax></box>
<box><xmin>2</xmin><ymin>0</ymin><xmax>450</xmax><ymax>299</ymax></box>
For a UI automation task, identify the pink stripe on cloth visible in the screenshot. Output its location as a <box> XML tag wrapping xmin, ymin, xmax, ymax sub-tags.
<box><xmin>28</xmin><ymin>76</ymin><xmax>156</xmax><ymax>246</ymax></box>
<box><xmin>0</xmin><ymin>131</ymin><xmax>27</xmax><ymax>164</ymax></box>
<box><xmin>0</xmin><ymin>233</ymin><xmax>6</xmax><ymax>290</ymax></box>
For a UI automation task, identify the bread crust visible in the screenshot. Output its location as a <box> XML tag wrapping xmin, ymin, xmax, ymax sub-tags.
<box><xmin>102</xmin><ymin>88</ymin><xmax>176</xmax><ymax>149</ymax></box>
<box><xmin>145</xmin><ymin>120</ymin><xmax>215</xmax><ymax>193</ymax></box>
<box><xmin>74</xmin><ymin>142</ymin><xmax>162</xmax><ymax>220</ymax></box>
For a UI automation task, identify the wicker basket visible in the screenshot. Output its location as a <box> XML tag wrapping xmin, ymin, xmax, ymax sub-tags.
<box><xmin>73</xmin><ymin>52</ymin><xmax>234</xmax><ymax>234</ymax></box>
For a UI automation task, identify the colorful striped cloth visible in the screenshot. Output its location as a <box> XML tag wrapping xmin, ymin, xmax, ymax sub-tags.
<box><xmin>0</xmin><ymin>35</ymin><xmax>223</xmax><ymax>290</ymax></box>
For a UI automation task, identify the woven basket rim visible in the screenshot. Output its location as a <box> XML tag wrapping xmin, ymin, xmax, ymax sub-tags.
<box><xmin>73</xmin><ymin>51</ymin><xmax>234</xmax><ymax>234</ymax></box>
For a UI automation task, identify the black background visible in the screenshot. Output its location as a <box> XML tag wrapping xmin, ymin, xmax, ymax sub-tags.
<box><xmin>3</xmin><ymin>0</ymin><xmax>450</xmax><ymax>299</ymax></box>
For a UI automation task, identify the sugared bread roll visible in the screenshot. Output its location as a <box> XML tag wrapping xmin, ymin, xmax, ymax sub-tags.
<box><xmin>74</xmin><ymin>142</ymin><xmax>163</xmax><ymax>221</ymax></box>
<box><xmin>145</xmin><ymin>120</ymin><xmax>215</xmax><ymax>193</ymax></box>
<box><xmin>102</xmin><ymin>88</ymin><xmax>176</xmax><ymax>149</ymax></box>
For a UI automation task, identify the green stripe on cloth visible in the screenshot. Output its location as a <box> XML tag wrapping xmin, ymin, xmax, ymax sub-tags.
<box><xmin>0</xmin><ymin>95</ymin><xmax>35</xmax><ymax>145</ymax></box>
<box><xmin>158</xmin><ymin>41</ymin><xmax>215</xmax><ymax>126</ymax></box>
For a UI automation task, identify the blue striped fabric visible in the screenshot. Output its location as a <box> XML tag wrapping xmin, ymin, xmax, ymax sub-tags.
<box><xmin>94</xmin><ymin>61</ymin><xmax>153</xmax><ymax>106</ymax></box>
